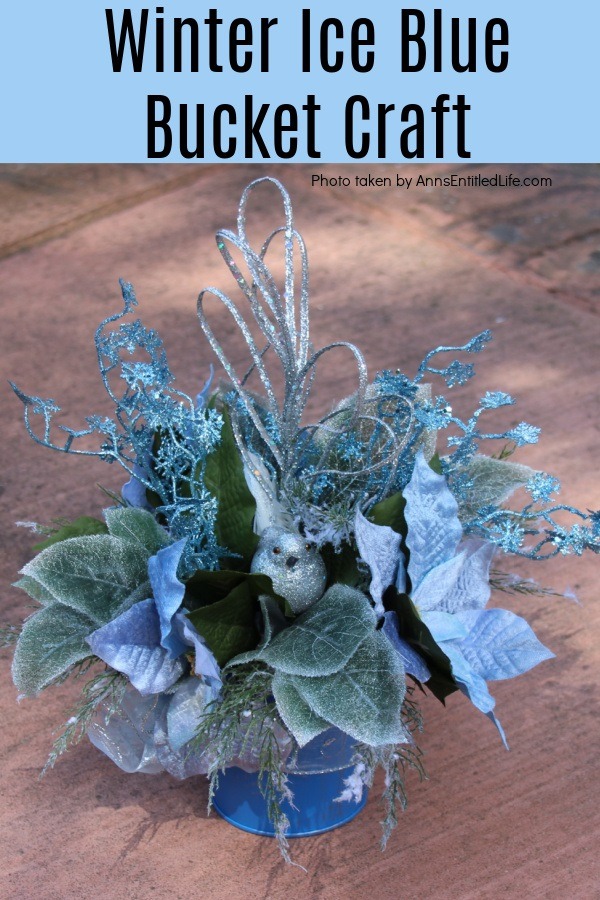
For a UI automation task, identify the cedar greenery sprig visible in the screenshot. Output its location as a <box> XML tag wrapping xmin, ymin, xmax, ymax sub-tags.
<box><xmin>41</xmin><ymin>664</ymin><xmax>128</xmax><ymax>777</ymax></box>
<box><xmin>189</xmin><ymin>663</ymin><xmax>296</xmax><ymax>860</ymax></box>
<box><xmin>0</xmin><ymin>625</ymin><xmax>19</xmax><ymax>649</ymax></box>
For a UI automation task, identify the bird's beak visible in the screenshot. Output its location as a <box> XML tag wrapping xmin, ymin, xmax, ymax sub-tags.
<box><xmin>286</xmin><ymin>556</ymin><xmax>299</xmax><ymax>568</ymax></box>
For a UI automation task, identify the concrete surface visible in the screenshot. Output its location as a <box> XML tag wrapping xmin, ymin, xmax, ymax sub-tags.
<box><xmin>0</xmin><ymin>164</ymin><xmax>598</xmax><ymax>899</ymax></box>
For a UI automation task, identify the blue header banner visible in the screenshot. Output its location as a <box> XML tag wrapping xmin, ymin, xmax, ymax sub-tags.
<box><xmin>1</xmin><ymin>1</ymin><xmax>598</xmax><ymax>162</ymax></box>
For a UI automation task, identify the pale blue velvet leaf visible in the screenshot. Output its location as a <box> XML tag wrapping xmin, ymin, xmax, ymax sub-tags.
<box><xmin>486</xmin><ymin>711</ymin><xmax>508</xmax><ymax>748</ymax></box>
<box><xmin>422</xmin><ymin>610</ymin><xmax>469</xmax><ymax>642</ymax></box>
<box><xmin>148</xmin><ymin>539</ymin><xmax>187</xmax><ymax>657</ymax></box>
<box><xmin>104</xmin><ymin>506</ymin><xmax>171</xmax><ymax>556</ymax></box>
<box><xmin>413</xmin><ymin>540</ymin><xmax>495</xmax><ymax>615</ymax></box>
<box><xmin>258</xmin><ymin>584</ymin><xmax>376</xmax><ymax>677</ymax></box>
<box><xmin>87</xmin><ymin>687</ymin><xmax>165</xmax><ymax>774</ymax></box>
<box><xmin>289</xmin><ymin>632</ymin><xmax>409</xmax><ymax>747</ymax></box>
<box><xmin>412</xmin><ymin>551</ymin><xmax>466</xmax><ymax>613</ymax></box>
<box><xmin>404</xmin><ymin>451</ymin><xmax>462</xmax><ymax>591</ymax></box>
<box><xmin>441</xmin><ymin>643</ymin><xmax>508</xmax><ymax>748</ymax></box>
<box><xmin>86</xmin><ymin>599</ymin><xmax>185</xmax><ymax>695</ymax></box>
<box><xmin>454</xmin><ymin>608</ymin><xmax>555</xmax><ymax>681</ymax></box>
<box><xmin>272</xmin><ymin>671</ymin><xmax>331</xmax><ymax>747</ymax></box>
<box><xmin>354</xmin><ymin>510</ymin><xmax>401</xmax><ymax>617</ymax></box>
<box><xmin>121</xmin><ymin>462</ymin><xmax>152</xmax><ymax>511</ymax></box>
<box><xmin>382</xmin><ymin>611</ymin><xmax>431</xmax><ymax>682</ymax></box>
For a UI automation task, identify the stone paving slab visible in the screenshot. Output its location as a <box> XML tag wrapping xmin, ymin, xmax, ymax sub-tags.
<box><xmin>0</xmin><ymin>164</ymin><xmax>598</xmax><ymax>899</ymax></box>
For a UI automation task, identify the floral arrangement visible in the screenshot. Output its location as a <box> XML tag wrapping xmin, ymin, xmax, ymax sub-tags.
<box><xmin>4</xmin><ymin>178</ymin><xmax>598</xmax><ymax>861</ymax></box>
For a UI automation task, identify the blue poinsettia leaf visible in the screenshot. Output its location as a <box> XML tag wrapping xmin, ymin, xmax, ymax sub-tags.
<box><xmin>382</xmin><ymin>611</ymin><xmax>431</xmax><ymax>682</ymax></box>
<box><xmin>354</xmin><ymin>509</ymin><xmax>401</xmax><ymax>617</ymax></box>
<box><xmin>121</xmin><ymin>462</ymin><xmax>152</xmax><ymax>510</ymax></box>
<box><xmin>173</xmin><ymin>611</ymin><xmax>222</xmax><ymax>685</ymax></box>
<box><xmin>86</xmin><ymin>598</ymin><xmax>185</xmax><ymax>695</ymax></box>
<box><xmin>453</xmin><ymin>607</ymin><xmax>555</xmax><ymax>681</ymax></box>
<box><xmin>413</xmin><ymin>540</ymin><xmax>495</xmax><ymax>615</ymax></box>
<box><xmin>148</xmin><ymin>539</ymin><xmax>187</xmax><ymax>657</ymax></box>
<box><xmin>404</xmin><ymin>452</ymin><xmax>462</xmax><ymax>591</ymax></box>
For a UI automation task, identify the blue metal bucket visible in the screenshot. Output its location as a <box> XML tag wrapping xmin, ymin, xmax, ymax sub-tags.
<box><xmin>212</xmin><ymin>728</ymin><xmax>368</xmax><ymax>837</ymax></box>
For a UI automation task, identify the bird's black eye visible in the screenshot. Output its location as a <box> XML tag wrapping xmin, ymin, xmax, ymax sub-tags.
<box><xmin>273</xmin><ymin>547</ymin><xmax>281</xmax><ymax>554</ymax></box>
<box><xmin>305</xmin><ymin>543</ymin><xmax>311</xmax><ymax>551</ymax></box>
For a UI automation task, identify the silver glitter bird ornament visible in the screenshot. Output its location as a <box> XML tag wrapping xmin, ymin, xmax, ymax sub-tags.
<box><xmin>250</xmin><ymin>526</ymin><xmax>327</xmax><ymax>613</ymax></box>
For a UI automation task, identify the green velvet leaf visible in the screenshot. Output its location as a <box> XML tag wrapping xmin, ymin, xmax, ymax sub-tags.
<box><xmin>429</xmin><ymin>453</ymin><xmax>443</xmax><ymax>475</ymax></box>
<box><xmin>11</xmin><ymin>604</ymin><xmax>96</xmax><ymax>696</ymax></box>
<box><xmin>21</xmin><ymin>535</ymin><xmax>149</xmax><ymax>626</ymax></box>
<box><xmin>187</xmin><ymin>580</ymin><xmax>260</xmax><ymax>666</ymax></box>
<box><xmin>226</xmin><ymin>595</ymin><xmax>288</xmax><ymax>668</ymax></box>
<box><xmin>321</xmin><ymin>541</ymin><xmax>362</xmax><ymax>587</ymax></box>
<box><xmin>185</xmin><ymin>569</ymin><xmax>276</xmax><ymax>610</ymax></box>
<box><xmin>386</xmin><ymin>588</ymin><xmax>457</xmax><ymax>702</ymax></box>
<box><xmin>369</xmin><ymin>492</ymin><xmax>407</xmax><ymax>538</ymax></box>
<box><xmin>369</xmin><ymin>455</ymin><xmax>442</xmax><ymax>538</ymax></box>
<box><xmin>104</xmin><ymin>507</ymin><xmax>171</xmax><ymax>555</ymax></box>
<box><xmin>203</xmin><ymin>407</ymin><xmax>259</xmax><ymax>569</ymax></box>
<box><xmin>13</xmin><ymin>575</ymin><xmax>58</xmax><ymax>607</ymax></box>
<box><xmin>33</xmin><ymin>516</ymin><xmax>108</xmax><ymax>552</ymax></box>
<box><xmin>272</xmin><ymin>672</ymin><xmax>330</xmax><ymax>747</ymax></box>
<box><xmin>258</xmin><ymin>584</ymin><xmax>376</xmax><ymax>677</ymax></box>
<box><xmin>185</xmin><ymin>569</ymin><xmax>248</xmax><ymax>608</ymax></box>
<box><xmin>289</xmin><ymin>632</ymin><xmax>407</xmax><ymax>746</ymax></box>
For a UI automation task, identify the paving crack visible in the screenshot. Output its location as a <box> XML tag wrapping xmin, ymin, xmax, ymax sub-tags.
<box><xmin>0</xmin><ymin>166</ymin><xmax>217</xmax><ymax>262</ymax></box>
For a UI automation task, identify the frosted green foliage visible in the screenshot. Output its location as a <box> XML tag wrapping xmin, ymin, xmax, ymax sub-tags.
<box><xmin>104</xmin><ymin>507</ymin><xmax>171</xmax><ymax>556</ymax></box>
<box><xmin>11</xmin><ymin>280</ymin><xmax>224</xmax><ymax>574</ymax></box>
<box><xmin>456</xmin><ymin>455</ymin><xmax>534</xmax><ymax>522</ymax></box>
<box><xmin>21</xmin><ymin>535</ymin><xmax>149</xmax><ymax>626</ymax></box>
<box><xmin>257</xmin><ymin>584</ymin><xmax>376</xmax><ymax>677</ymax></box>
<box><xmin>271</xmin><ymin>673</ymin><xmax>330</xmax><ymax>747</ymax></box>
<box><xmin>226</xmin><ymin>596</ymin><xmax>287</xmax><ymax>667</ymax></box>
<box><xmin>14</xmin><ymin>575</ymin><xmax>58</xmax><ymax>607</ymax></box>
<box><xmin>12</xmin><ymin>605</ymin><xmax>95</xmax><ymax>696</ymax></box>
<box><xmin>288</xmin><ymin>632</ymin><xmax>408</xmax><ymax>747</ymax></box>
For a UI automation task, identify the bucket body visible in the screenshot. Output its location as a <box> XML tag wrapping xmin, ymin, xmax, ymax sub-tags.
<box><xmin>212</xmin><ymin>728</ymin><xmax>367</xmax><ymax>837</ymax></box>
